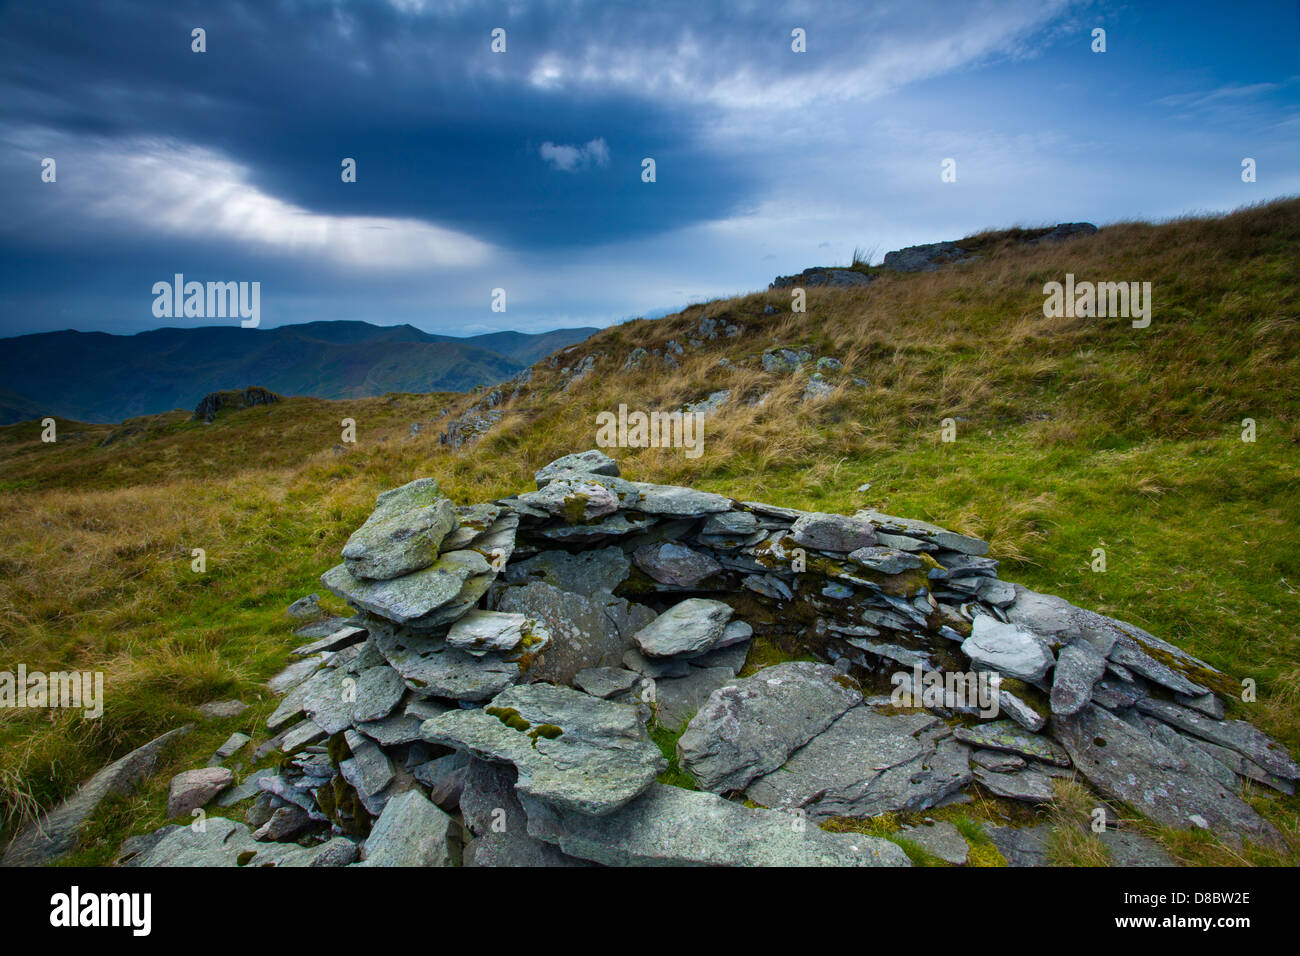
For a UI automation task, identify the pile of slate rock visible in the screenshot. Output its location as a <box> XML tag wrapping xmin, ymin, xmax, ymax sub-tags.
<box><xmin>124</xmin><ymin>450</ymin><xmax>1298</xmax><ymax>867</ymax></box>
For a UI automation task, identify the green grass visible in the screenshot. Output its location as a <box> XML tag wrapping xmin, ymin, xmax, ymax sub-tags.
<box><xmin>2</xmin><ymin>197</ymin><xmax>1298</xmax><ymax>865</ymax></box>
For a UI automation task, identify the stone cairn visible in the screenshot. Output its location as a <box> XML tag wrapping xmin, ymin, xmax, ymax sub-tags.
<box><xmin>125</xmin><ymin>450</ymin><xmax>1297</xmax><ymax>866</ymax></box>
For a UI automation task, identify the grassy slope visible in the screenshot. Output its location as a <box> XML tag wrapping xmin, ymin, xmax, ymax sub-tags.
<box><xmin>1</xmin><ymin>199</ymin><xmax>1297</xmax><ymax>866</ymax></box>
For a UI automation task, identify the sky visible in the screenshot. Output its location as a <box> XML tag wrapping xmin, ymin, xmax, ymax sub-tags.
<box><xmin>0</xmin><ymin>0</ymin><xmax>1296</xmax><ymax>338</ymax></box>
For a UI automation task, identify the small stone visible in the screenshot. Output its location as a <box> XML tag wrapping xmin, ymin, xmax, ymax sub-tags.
<box><xmin>953</xmin><ymin>720</ymin><xmax>1070</xmax><ymax>766</ymax></box>
<box><xmin>789</xmin><ymin>512</ymin><xmax>877</xmax><ymax>553</ymax></box>
<box><xmin>900</xmin><ymin>820</ymin><xmax>969</xmax><ymax>865</ymax></box>
<box><xmin>633</xmin><ymin>541</ymin><xmax>722</xmax><ymax>587</ymax></box>
<box><xmin>535</xmin><ymin>449</ymin><xmax>620</xmax><ymax>487</ymax></box>
<box><xmin>359</xmin><ymin>790</ymin><xmax>455</xmax><ymax>867</ymax></box>
<box><xmin>574</xmin><ymin>667</ymin><xmax>641</xmax><ymax>699</ymax></box>
<box><xmin>214</xmin><ymin>732</ymin><xmax>250</xmax><ymax>760</ymax></box>
<box><xmin>961</xmin><ymin>615</ymin><xmax>1055</xmax><ymax>683</ymax></box>
<box><xmin>197</xmin><ymin>700</ymin><xmax>247</xmax><ymax>721</ymax></box>
<box><xmin>167</xmin><ymin>767</ymin><xmax>234</xmax><ymax>819</ymax></box>
<box><xmin>633</xmin><ymin>598</ymin><xmax>736</xmax><ymax>658</ymax></box>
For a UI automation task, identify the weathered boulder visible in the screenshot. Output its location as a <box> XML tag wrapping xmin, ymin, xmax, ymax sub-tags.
<box><xmin>342</xmin><ymin>480</ymin><xmax>458</xmax><ymax>581</ymax></box>
<box><xmin>521</xmin><ymin>784</ymin><xmax>910</xmax><ymax>867</ymax></box>
<box><xmin>961</xmin><ymin>616</ymin><xmax>1055</xmax><ymax>683</ymax></box>
<box><xmin>422</xmin><ymin>683</ymin><xmax>665</xmax><ymax>816</ymax></box>
<box><xmin>677</xmin><ymin>662</ymin><xmax>862</xmax><ymax>793</ymax></box>
<box><xmin>790</xmin><ymin>512</ymin><xmax>877</xmax><ymax>553</ymax></box>
<box><xmin>633</xmin><ymin>598</ymin><xmax>738</xmax><ymax>658</ymax></box>
<box><xmin>633</xmin><ymin>541</ymin><xmax>722</xmax><ymax>587</ymax></box>
<box><xmin>2</xmin><ymin>726</ymin><xmax>192</xmax><ymax>866</ymax></box>
<box><xmin>359</xmin><ymin>790</ymin><xmax>455</xmax><ymax>867</ymax></box>
<box><xmin>166</xmin><ymin>767</ymin><xmax>235</xmax><ymax>818</ymax></box>
<box><xmin>745</xmin><ymin>708</ymin><xmax>971</xmax><ymax>818</ymax></box>
<box><xmin>321</xmin><ymin>550</ymin><xmax>492</xmax><ymax>630</ymax></box>
<box><xmin>535</xmin><ymin>449</ymin><xmax>620</xmax><ymax>487</ymax></box>
<box><xmin>1053</xmin><ymin>704</ymin><xmax>1283</xmax><ymax>848</ymax></box>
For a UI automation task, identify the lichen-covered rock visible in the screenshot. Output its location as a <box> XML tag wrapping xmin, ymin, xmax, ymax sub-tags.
<box><xmin>677</xmin><ymin>662</ymin><xmax>862</xmax><ymax>793</ymax></box>
<box><xmin>422</xmin><ymin>683</ymin><xmax>665</xmax><ymax>816</ymax></box>
<box><xmin>1053</xmin><ymin>704</ymin><xmax>1284</xmax><ymax>849</ymax></box>
<box><xmin>342</xmin><ymin>480</ymin><xmax>458</xmax><ymax>581</ymax></box>
<box><xmin>534</xmin><ymin>449</ymin><xmax>620</xmax><ymax>487</ymax></box>
<box><xmin>632</xmin><ymin>598</ymin><xmax>736</xmax><ymax>658</ymax></box>
<box><xmin>521</xmin><ymin>784</ymin><xmax>910</xmax><ymax>867</ymax></box>
<box><xmin>321</xmin><ymin>550</ymin><xmax>491</xmax><ymax>630</ymax></box>
<box><xmin>745</xmin><ymin>708</ymin><xmax>970</xmax><ymax>818</ymax></box>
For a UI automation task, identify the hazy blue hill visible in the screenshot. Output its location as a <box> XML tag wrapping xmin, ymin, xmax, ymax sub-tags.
<box><xmin>0</xmin><ymin>321</ymin><xmax>596</xmax><ymax>424</ymax></box>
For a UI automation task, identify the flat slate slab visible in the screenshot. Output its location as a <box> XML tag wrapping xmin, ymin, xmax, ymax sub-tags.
<box><xmin>2</xmin><ymin>725</ymin><xmax>192</xmax><ymax>866</ymax></box>
<box><xmin>677</xmin><ymin>661</ymin><xmax>863</xmax><ymax>793</ymax></box>
<box><xmin>633</xmin><ymin>598</ymin><xmax>735</xmax><ymax>658</ymax></box>
<box><xmin>1052</xmin><ymin>703</ymin><xmax>1284</xmax><ymax>849</ymax></box>
<box><xmin>421</xmin><ymin>683</ymin><xmax>666</xmax><ymax>816</ymax></box>
<box><xmin>521</xmin><ymin>783</ymin><xmax>911</xmax><ymax>867</ymax></box>
<box><xmin>953</xmin><ymin>719</ymin><xmax>1071</xmax><ymax>766</ymax></box>
<box><xmin>321</xmin><ymin>550</ymin><xmax>491</xmax><ymax>630</ymax></box>
<box><xmin>746</xmin><ymin>707</ymin><xmax>971</xmax><ymax>818</ymax></box>
<box><xmin>370</xmin><ymin>617</ymin><xmax>524</xmax><ymax>702</ymax></box>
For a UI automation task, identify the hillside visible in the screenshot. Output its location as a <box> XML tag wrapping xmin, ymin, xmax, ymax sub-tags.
<box><xmin>0</xmin><ymin>321</ymin><xmax>597</xmax><ymax>424</ymax></box>
<box><xmin>0</xmin><ymin>198</ymin><xmax>1297</xmax><ymax>867</ymax></box>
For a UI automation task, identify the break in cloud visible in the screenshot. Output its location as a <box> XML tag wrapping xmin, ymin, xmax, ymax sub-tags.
<box><xmin>540</xmin><ymin>138</ymin><xmax>611</xmax><ymax>172</ymax></box>
<box><xmin>0</xmin><ymin>0</ymin><xmax>1296</xmax><ymax>336</ymax></box>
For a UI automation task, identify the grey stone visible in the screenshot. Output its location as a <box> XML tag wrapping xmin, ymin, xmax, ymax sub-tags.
<box><xmin>535</xmin><ymin>449</ymin><xmax>620</xmax><ymax>487</ymax></box>
<box><xmin>689</xmin><ymin>639</ymin><xmax>751</xmax><ymax>675</ymax></box>
<box><xmin>268</xmin><ymin>655</ymin><xmax>325</xmax><ymax>695</ymax></box>
<box><xmin>988</xmin><ymin>824</ymin><xmax>1050</xmax><ymax>867</ymax></box>
<box><xmin>1099</xmin><ymin>828</ymin><xmax>1177</xmax><ymax>867</ymax></box>
<box><xmin>962</xmin><ymin>615</ymin><xmax>1055</xmax><ymax>683</ymax></box>
<box><xmin>789</xmin><ymin>512</ymin><xmax>877</xmax><ymax>552</ymax></box>
<box><xmin>291</xmin><ymin>624</ymin><xmax>367</xmax><ymax>657</ymax></box>
<box><xmin>622</xmin><ymin>647</ymin><xmax>693</xmax><ymax>679</ymax></box>
<box><xmin>342</xmin><ymin>485</ymin><xmax>457</xmax><ymax>581</ymax></box>
<box><xmin>1052</xmin><ymin>703</ymin><xmax>1283</xmax><ymax>848</ymax></box>
<box><xmin>678</xmin><ymin>661</ymin><xmax>862</xmax><ymax>793</ymax></box>
<box><xmin>128</xmin><ymin>818</ymin><xmax>356</xmax><ymax>867</ymax></box>
<box><xmin>522</xmin><ymin>784</ymin><xmax>910</xmax><ymax>867</ymax></box>
<box><xmin>761</xmin><ymin>347</ymin><xmax>812</xmax><ymax>374</ymax></box>
<box><xmin>504</xmin><ymin>547</ymin><xmax>631</xmax><ymax>597</ymax></box>
<box><xmin>252</xmin><ymin>805</ymin><xmax>311</xmax><ymax>842</ymax></box>
<box><xmin>445</xmin><ymin>609</ymin><xmax>545</xmax><ymax>657</ymax></box>
<box><xmin>854</xmin><ymin>509</ymin><xmax>989</xmax><ymax>556</ymax></box>
<box><xmin>278</xmin><ymin>719</ymin><xmax>327</xmax><ymax>754</ymax></box>
<box><xmin>1049</xmin><ymin>640</ymin><xmax>1111</xmax><ymax>715</ymax></box>
<box><xmin>167</xmin><ymin>767</ymin><xmax>234</xmax><ymax>818</ymax></box>
<box><xmin>343</xmin><ymin>729</ymin><xmax>395</xmax><ymax>796</ymax></box>
<box><xmin>701</xmin><ymin>511</ymin><xmax>758</xmax><ymax>536</ymax></box>
<box><xmin>633</xmin><ymin>598</ymin><xmax>735</xmax><ymax>657</ymax></box>
<box><xmin>197</xmin><ymin>699</ymin><xmax>248</xmax><ymax>720</ymax></box>
<box><xmin>321</xmin><ymin>550</ymin><xmax>492</xmax><ymax>630</ymax></box>
<box><xmin>746</xmin><ymin>708</ymin><xmax>970</xmax><ymax>818</ymax></box>
<box><xmin>371</xmin><ymin>617</ymin><xmax>524</xmax><ymax>702</ymax></box>
<box><xmin>953</xmin><ymin>719</ymin><xmax>1071</xmax><ymax>766</ymax></box>
<box><xmin>1134</xmin><ymin>698</ymin><xmax>1300</xmax><ymax>781</ymax></box>
<box><xmin>1177</xmin><ymin>692</ymin><xmax>1225</xmax><ymax>719</ymax></box>
<box><xmin>1</xmin><ymin>725</ymin><xmax>192</xmax><ymax>866</ymax></box>
<box><xmin>518</xmin><ymin>475</ymin><xmax>622</xmax><ymax>522</ymax></box>
<box><xmin>350</xmin><ymin>663</ymin><xmax>407</xmax><ymax>723</ymax></box>
<box><xmin>574</xmin><ymin>666</ymin><xmax>641</xmax><ymax>699</ymax></box>
<box><xmin>286</xmin><ymin>593</ymin><xmax>323</xmax><ymax>619</ymax></box>
<box><xmin>629</xmin><ymin>481</ymin><xmax>732</xmax><ymax>516</ymax></box>
<box><xmin>359</xmin><ymin>790</ymin><xmax>455</xmax><ymax>867</ymax></box>
<box><xmin>633</xmin><ymin>541</ymin><xmax>722</xmax><ymax>587</ymax></box>
<box><xmin>496</xmin><ymin>581</ymin><xmax>653</xmax><ymax>686</ymax></box>
<box><xmin>900</xmin><ymin>820</ymin><xmax>969</xmax><ymax>865</ymax></box>
<box><xmin>846</xmin><ymin>546</ymin><xmax>923</xmax><ymax>575</ymax></box>
<box><xmin>214</xmin><ymin>732</ymin><xmax>251</xmax><ymax>760</ymax></box>
<box><xmin>971</xmin><ymin>749</ymin><xmax>1027</xmax><ymax>773</ymax></box>
<box><xmin>411</xmin><ymin>751</ymin><xmax>469</xmax><ymax>810</ymax></box>
<box><xmin>215</xmin><ymin>768</ymin><xmax>279</xmax><ymax>808</ymax></box>
<box><xmin>972</xmin><ymin>764</ymin><xmax>1055</xmax><ymax>803</ymax></box>
<box><xmin>422</xmin><ymin>683</ymin><xmax>665</xmax><ymax>816</ymax></box>
<box><xmin>650</xmin><ymin>666</ymin><xmax>736</xmax><ymax>731</ymax></box>
<box><xmin>465</xmin><ymin>832</ymin><xmax>590</xmax><ymax>867</ymax></box>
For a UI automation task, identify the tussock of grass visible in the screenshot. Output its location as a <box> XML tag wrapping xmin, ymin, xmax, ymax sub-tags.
<box><xmin>2</xmin><ymin>198</ymin><xmax>1298</xmax><ymax>863</ymax></box>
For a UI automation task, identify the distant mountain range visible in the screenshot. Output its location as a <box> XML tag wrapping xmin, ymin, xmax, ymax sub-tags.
<box><xmin>0</xmin><ymin>321</ymin><xmax>597</xmax><ymax>424</ymax></box>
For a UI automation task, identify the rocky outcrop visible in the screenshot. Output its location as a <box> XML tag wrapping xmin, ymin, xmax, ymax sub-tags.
<box><xmin>100</xmin><ymin>449</ymin><xmax>1297</xmax><ymax>869</ymax></box>
<box><xmin>192</xmin><ymin>386</ymin><xmax>281</xmax><ymax>422</ymax></box>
